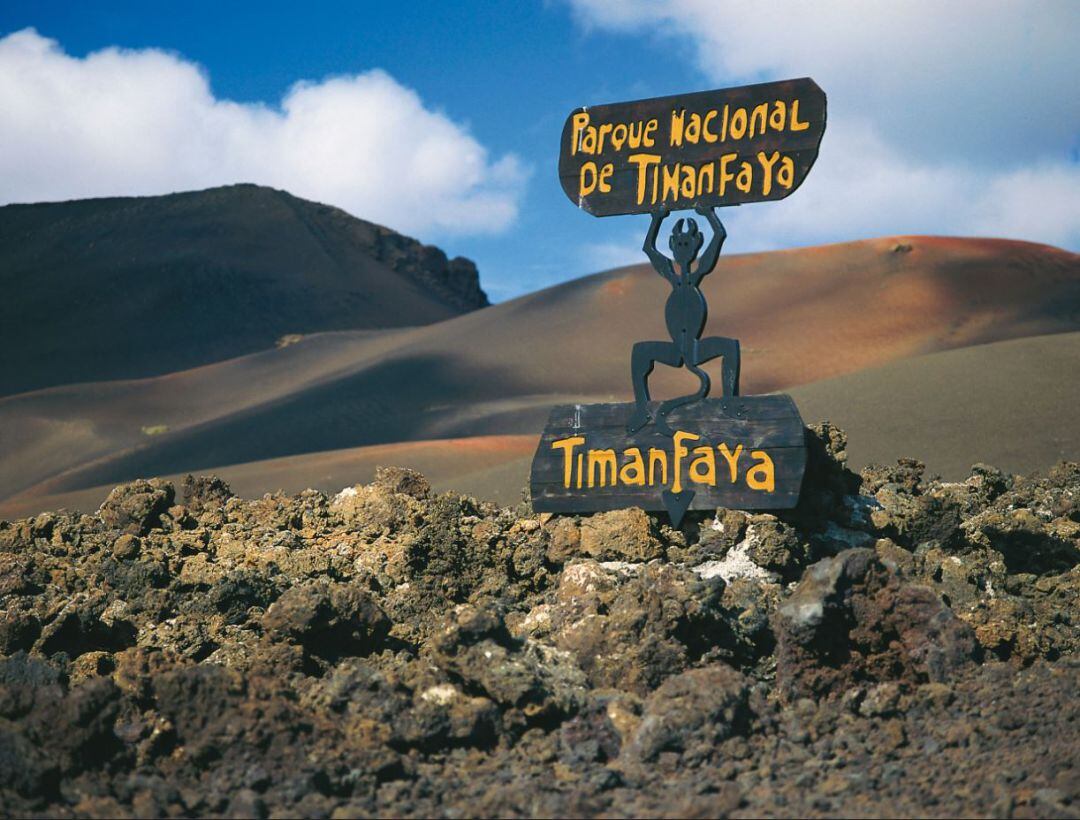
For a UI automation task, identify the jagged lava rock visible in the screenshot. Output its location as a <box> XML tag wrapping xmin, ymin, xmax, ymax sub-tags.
<box><xmin>97</xmin><ymin>478</ymin><xmax>175</xmax><ymax>535</ymax></box>
<box><xmin>0</xmin><ymin>425</ymin><xmax>1076</xmax><ymax>817</ymax></box>
<box><xmin>774</xmin><ymin>548</ymin><xmax>979</xmax><ymax>701</ymax></box>
<box><xmin>261</xmin><ymin>579</ymin><xmax>389</xmax><ymax>657</ymax></box>
<box><xmin>625</xmin><ymin>664</ymin><xmax>750</xmax><ymax>763</ymax></box>
<box><xmin>578</xmin><ymin>508</ymin><xmax>663</xmax><ymax>562</ymax></box>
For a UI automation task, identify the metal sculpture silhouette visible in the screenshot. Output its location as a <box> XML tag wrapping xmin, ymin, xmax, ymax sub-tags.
<box><xmin>535</xmin><ymin>79</ymin><xmax>823</xmax><ymax>523</ymax></box>
<box><xmin>627</xmin><ymin>205</ymin><xmax>740</xmax><ymax>436</ymax></box>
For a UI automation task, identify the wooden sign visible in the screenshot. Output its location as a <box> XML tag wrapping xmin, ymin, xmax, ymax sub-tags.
<box><xmin>537</xmin><ymin>79</ymin><xmax>824</xmax><ymax>524</ymax></box>
<box><xmin>559</xmin><ymin>77</ymin><xmax>826</xmax><ymax>217</ymax></box>
<box><xmin>530</xmin><ymin>397</ymin><xmax>806</xmax><ymax>522</ymax></box>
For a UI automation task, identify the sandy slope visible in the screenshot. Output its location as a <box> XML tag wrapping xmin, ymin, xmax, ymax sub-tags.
<box><xmin>3</xmin><ymin>332</ymin><xmax>1077</xmax><ymax>520</ymax></box>
<box><xmin>789</xmin><ymin>331</ymin><xmax>1080</xmax><ymax>478</ymax></box>
<box><xmin>0</xmin><ymin>236</ymin><xmax>1076</xmax><ymax>515</ymax></box>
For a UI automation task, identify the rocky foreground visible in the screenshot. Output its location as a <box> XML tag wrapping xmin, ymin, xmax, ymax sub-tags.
<box><xmin>0</xmin><ymin>424</ymin><xmax>1077</xmax><ymax>818</ymax></box>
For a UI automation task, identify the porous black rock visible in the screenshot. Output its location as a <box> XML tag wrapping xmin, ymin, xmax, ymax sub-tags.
<box><xmin>0</xmin><ymin>426</ymin><xmax>1075</xmax><ymax>817</ymax></box>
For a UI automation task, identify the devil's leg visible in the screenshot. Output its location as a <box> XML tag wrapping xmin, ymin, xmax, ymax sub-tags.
<box><xmin>653</xmin><ymin>338</ymin><xmax>707</xmax><ymax>435</ymax></box>
<box><xmin>628</xmin><ymin>341</ymin><xmax>682</xmax><ymax>433</ymax></box>
<box><xmin>693</xmin><ymin>336</ymin><xmax>741</xmax><ymax>396</ymax></box>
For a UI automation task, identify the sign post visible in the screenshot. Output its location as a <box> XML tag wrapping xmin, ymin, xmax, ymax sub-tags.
<box><xmin>532</xmin><ymin>78</ymin><xmax>826</xmax><ymax>525</ymax></box>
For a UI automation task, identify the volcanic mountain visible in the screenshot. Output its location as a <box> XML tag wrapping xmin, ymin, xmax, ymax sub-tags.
<box><xmin>0</xmin><ymin>218</ymin><xmax>1076</xmax><ymax>520</ymax></box>
<box><xmin>0</xmin><ymin>184</ymin><xmax>487</xmax><ymax>396</ymax></box>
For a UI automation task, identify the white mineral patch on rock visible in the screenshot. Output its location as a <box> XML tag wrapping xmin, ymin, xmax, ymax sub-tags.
<box><xmin>786</xmin><ymin>599</ymin><xmax>825</xmax><ymax>627</ymax></box>
<box><xmin>419</xmin><ymin>684</ymin><xmax>459</xmax><ymax>705</ymax></box>
<box><xmin>520</xmin><ymin>604</ymin><xmax>552</xmax><ymax>633</ymax></box>
<box><xmin>562</xmin><ymin>562</ymin><xmax>609</xmax><ymax>592</ymax></box>
<box><xmin>598</xmin><ymin>560</ymin><xmax>644</xmax><ymax>573</ymax></box>
<box><xmin>821</xmin><ymin>522</ymin><xmax>875</xmax><ymax>549</ymax></box>
<box><xmin>693</xmin><ymin>528</ymin><xmax>778</xmax><ymax>584</ymax></box>
<box><xmin>332</xmin><ymin>486</ymin><xmax>358</xmax><ymax>506</ymax></box>
<box><xmin>842</xmin><ymin>494</ymin><xmax>881</xmax><ymax>527</ymax></box>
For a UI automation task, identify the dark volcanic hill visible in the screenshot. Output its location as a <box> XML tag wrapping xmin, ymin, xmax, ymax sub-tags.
<box><xmin>0</xmin><ymin>184</ymin><xmax>487</xmax><ymax>396</ymax></box>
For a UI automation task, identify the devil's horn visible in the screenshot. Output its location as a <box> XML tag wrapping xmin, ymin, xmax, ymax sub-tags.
<box><xmin>673</xmin><ymin>218</ymin><xmax>685</xmax><ymax>235</ymax></box>
<box><xmin>687</xmin><ymin>218</ymin><xmax>698</xmax><ymax>233</ymax></box>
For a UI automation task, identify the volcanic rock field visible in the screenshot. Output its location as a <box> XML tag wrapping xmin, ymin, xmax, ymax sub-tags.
<box><xmin>0</xmin><ymin>424</ymin><xmax>1076</xmax><ymax>817</ymax></box>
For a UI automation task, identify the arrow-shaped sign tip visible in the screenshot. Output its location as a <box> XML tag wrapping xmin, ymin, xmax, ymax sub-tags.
<box><xmin>661</xmin><ymin>489</ymin><xmax>696</xmax><ymax>528</ymax></box>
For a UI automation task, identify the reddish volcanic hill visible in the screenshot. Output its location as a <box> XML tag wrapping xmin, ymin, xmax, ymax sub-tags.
<box><xmin>0</xmin><ymin>233</ymin><xmax>1076</xmax><ymax>518</ymax></box>
<box><xmin>4</xmin><ymin>330</ymin><xmax>1077</xmax><ymax>519</ymax></box>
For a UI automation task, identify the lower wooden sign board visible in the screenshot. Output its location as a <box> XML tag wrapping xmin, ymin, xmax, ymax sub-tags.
<box><xmin>530</xmin><ymin>395</ymin><xmax>807</xmax><ymax>525</ymax></box>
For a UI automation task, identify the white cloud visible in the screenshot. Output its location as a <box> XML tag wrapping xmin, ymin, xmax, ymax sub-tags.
<box><xmin>582</xmin><ymin>238</ymin><xmax>647</xmax><ymax>272</ymax></box>
<box><xmin>565</xmin><ymin>0</ymin><xmax>1080</xmax><ymax>251</ymax></box>
<box><xmin>0</xmin><ymin>28</ymin><xmax>526</xmax><ymax>236</ymax></box>
<box><xmin>717</xmin><ymin>121</ymin><xmax>1080</xmax><ymax>254</ymax></box>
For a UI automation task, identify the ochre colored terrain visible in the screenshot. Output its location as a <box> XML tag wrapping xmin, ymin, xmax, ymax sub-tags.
<box><xmin>1</xmin><ymin>235</ymin><xmax>1076</xmax><ymax>519</ymax></box>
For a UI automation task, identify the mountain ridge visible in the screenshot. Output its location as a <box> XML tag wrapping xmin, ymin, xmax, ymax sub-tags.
<box><xmin>0</xmin><ymin>184</ymin><xmax>487</xmax><ymax>396</ymax></box>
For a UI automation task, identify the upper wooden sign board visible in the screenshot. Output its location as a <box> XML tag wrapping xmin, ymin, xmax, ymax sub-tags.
<box><xmin>559</xmin><ymin>77</ymin><xmax>826</xmax><ymax>217</ymax></box>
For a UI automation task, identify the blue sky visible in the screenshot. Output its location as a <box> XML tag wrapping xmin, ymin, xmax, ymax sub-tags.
<box><xmin>1</xmin><ymin>1</ymin><xmax>1077</xmax><ymax>300</ymax></box>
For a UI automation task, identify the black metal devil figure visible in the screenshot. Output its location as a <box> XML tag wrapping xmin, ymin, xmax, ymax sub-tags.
<box><xmin>628</xmin><ymin>205</ymin><xmax>740</xmax><ymax>436</ymax></box>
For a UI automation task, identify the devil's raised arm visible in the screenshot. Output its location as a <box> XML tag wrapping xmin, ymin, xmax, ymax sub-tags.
<box><xmin>692</xmin><ymin>205</ymin><xmax>726</xmax><ymax>281</ymax></box>
<box><xmin>642</xmin><ymin>207</ymin><xmax>675</xmax><ymax>282</ymax></box>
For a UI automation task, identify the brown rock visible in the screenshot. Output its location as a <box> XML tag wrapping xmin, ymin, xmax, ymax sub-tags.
<box><xmin>332</xmin><ymin>482</ymin><xmax>417</xmax><ymax>536</ymax></box>
<box><xmin>543</xmin><ymin>560</ymin><xmax>727</xmax><ymax>695</ymax></box>
<box><xmin>425</xmin><ymin>604</ymin><xmax>587</xmax><ymax>716</ymax></box>
<box><xmin>69</xmin><ymin>651</ymin><xmax>115</xmax><ymax>685</ymax></box>
<box><xmin>261</xmin><ymin>580</ymin><xmax>390</xmax><ymax>657</ymax></box>
<box><xmin>625</xmin><ymin>664</ymin><xmax>750</xmax><ymax>762</ymax></box>
<box><xmin>181</xmin><ymin>474</ymin><xmax>235</xmax><ymax>512</ymax></box>
<box><xmin>743</xmin><ymin>514</ymin><xmax>809</xmax><ymax>581</ymax></box>
<box><xmin>0</xmin><ymin>609</ymin><xmax>41</xmax><ymax>654</ymax></box>
<box><xmin>774</xmin><ymin>549</ymin><xmax>978</xmax><ymax>701</ymax></box>
<box><xmin>112</xmin><ymin>534</ymin><xmax>141</xmax><ymax>560</ymax></box>
<box><xmin>579</xmin><ymin>508</ymin><xmax>662</xmax><ymax>562</ymax></box>
<box><xmin>545</xmin><ymin>517</ymin><xmax>581</xmax><ymax>564</ymax></box>
<box><xmin>98</xmin><ymin>479</ymin><xmax>175</xmax><ymax>535</ymax></box>
<box><xmin>373</xmin><ymin>466</ymin><xmax>432</xmax><ymax>499</ymax></box>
